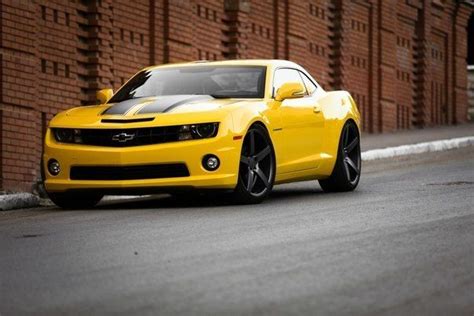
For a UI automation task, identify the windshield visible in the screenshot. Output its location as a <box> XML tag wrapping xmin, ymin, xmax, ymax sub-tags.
<box><xmin>109</xmin><ymin>66</ymin><xmax>266</xmax><ymax>103</ymax></box>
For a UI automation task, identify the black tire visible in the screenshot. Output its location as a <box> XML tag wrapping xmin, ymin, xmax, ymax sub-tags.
<box><xmin>319</xmin><ymin>120</ymin><xmax>361</xmax><ymax>192</ymax></box>
<box><xmin>232</xmin><ymin>124</ymin><xmax>276</xmax><ymax>204</ymax></box>
<box><xmin>47</xmin><ymin>191</ymin><xmax>103</xmax><ymax>209</ymax></box>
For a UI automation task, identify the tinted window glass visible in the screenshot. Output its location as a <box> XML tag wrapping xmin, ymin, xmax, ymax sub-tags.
<box><xmin>109</xmin><ymin>66</ymin><xmax>266</xmax><ymax>103</ymax></box>
<box><xmin>273</xmin><ymin>68</ymin><xmax>306</xmax><ymax>96</ymax></box>
<box><xmin>299</xmin><ymin>72</ymin><xmax>317</xmax><ymax>95</ymax></box>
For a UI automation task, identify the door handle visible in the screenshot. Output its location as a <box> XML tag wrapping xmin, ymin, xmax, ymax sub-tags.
<box><xmin>313</xmin><ymin>105</ymin><xmax>321</xmax><ymax>113</ymax></box>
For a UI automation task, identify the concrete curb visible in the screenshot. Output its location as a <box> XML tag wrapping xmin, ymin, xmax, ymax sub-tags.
<box><xmin>362</xmin><ymin>136</ymin><xmax>474</xmax><ymax>161</ymax></box>
<box><xmin>0</xmin><ymin>193</ymin><xmax>40</xmax><ymax>211</ymax></box>
<box><xmin>1</xmin><ymin>135</ymin><xmax>473</xmax><ymax>211</ymax></box>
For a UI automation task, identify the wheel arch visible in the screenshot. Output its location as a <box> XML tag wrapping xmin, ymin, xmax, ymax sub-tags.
<box><xmin>343</xmin><ymin>118</ymin><xmax>360</xmax><ymax>135</ymax></box>
<box><xmin>333</xmin><ymin>118</ymin><xmax>360</xmax><ymax>155</ymax></box>
<box><xmin>242</xmin><ymin>120</ymin><xmax>276</xmax><ymax>158</ymax></box>
<box><xmin>239</xmin><ymin>118</ymin><xmax>278</xmax><ymax>169</ymax></box>
<box><xmin>247</xmin><ymin>120</ymin><xmax>269</xmax><ymax>134</ymax></box>
<box><xmin>238</xmin><ymin>116</ymin><xmax>275</xmax><ymax>148</ymax></box>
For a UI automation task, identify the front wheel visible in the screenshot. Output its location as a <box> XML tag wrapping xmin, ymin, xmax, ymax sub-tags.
<box><xmin>48</xmin><ymin>192</ymin><xmax>103</xmax><ymax>209</ymax></box>
<box><xmin>319</xmin><ymin>120</ymin><xmax>361</xmax><ymax>192</ymax></box>
<box><xmin>232</xmin><ymin>124</ymin><xmax>275</xmax><ymax>204</ymax></box>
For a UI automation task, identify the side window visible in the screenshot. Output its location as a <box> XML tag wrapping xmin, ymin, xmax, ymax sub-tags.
<box><xmin>273</xmin><ymin>68</ymin><xmax>307</xmax><ymax>97</ymax></box>
<box><xmin>299</xmin><ymin>72</ymin><xmax>318</xmax><ymax>95</ymax></box>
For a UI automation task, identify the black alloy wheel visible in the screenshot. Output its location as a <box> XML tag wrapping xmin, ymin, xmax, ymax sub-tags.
<box><xmin>233</xmin><ymin>124</ymin><xmax>275</xmax><ymax>204</ymax></box>
<box><xmin>341</xmin><ymin>121</ymin><xmax>361</xmax><ymax>185</ymax></box>
<box><xmin>319</xmin><ymin>120</ymin><xmax>361</xmax><ymax>192</ymax></box>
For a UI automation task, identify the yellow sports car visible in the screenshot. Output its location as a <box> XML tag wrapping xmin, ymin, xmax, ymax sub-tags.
<box><xmin>43</xmin><ymin>59</ymin><xmax>361</xmax><ymax>208</ymax></box>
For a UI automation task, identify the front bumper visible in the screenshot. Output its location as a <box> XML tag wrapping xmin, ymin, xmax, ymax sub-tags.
<box><xmin>43</xmin><ymin>129</ymin><xmax>241</xmax><ymax>193</ymax></box>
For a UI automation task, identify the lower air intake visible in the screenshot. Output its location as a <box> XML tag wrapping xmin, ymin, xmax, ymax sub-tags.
<box><xmin>70</xmin><ymin>164</ymin><xmax>189</xmax><ymax>180</ymax></box>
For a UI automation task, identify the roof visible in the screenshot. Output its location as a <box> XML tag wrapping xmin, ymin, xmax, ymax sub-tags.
<box><xmin>145</xmin><ymin>59</ymin><xmax>302</xmax><ymax>71</ymax></box>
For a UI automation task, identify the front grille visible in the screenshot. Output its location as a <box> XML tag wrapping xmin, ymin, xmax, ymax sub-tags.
<box><xmin>70</xmin><ymin>164</ymin><xmax>190</xmax><ymax>180</ymax></box>
<box><xmin>80</xmin><ymin>126</ymin><xmax>182</xmax><ymax>147</ymax></box>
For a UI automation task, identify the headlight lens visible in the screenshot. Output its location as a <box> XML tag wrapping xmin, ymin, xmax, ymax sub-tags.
<box><xmin>192</xmin><ymin>123</ymin><xmax>218</xmax><ymax>138</ymax></box>
<box><xmin>179</xmin><ymin>123</ymin><xmax>219</xmax><ymax>140</ymax></box>
<box><xmin>53</xmin><ymin>128</ymin><xmax>82</xmax><ymax>143</ymax></box>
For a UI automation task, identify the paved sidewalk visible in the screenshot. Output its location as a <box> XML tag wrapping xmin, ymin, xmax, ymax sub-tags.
<box><xmin>361</xmin><ymin>123</ymin><xmax>474</xmax><ymax>151</ymax></box>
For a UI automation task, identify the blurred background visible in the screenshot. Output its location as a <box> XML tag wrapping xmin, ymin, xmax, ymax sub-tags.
<box><xmin>0</xmin><ymin>0</ymin><xmax>473</xmax><ymax>192</ymax></box>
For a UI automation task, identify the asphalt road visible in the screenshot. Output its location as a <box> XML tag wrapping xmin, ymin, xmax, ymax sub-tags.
<box><xmin>1</xmin><ymin>147</ymin><xmax>473</xmax><ymax>315</ymax></box>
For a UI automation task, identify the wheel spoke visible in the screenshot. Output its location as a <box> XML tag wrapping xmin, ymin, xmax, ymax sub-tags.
<box><xmin>255</xmin><ymin>167</ymin><xmax>270</xmax><ymax>188</ymax></box>
<box><xmin>247</xmin><ymin>170</ymin><xmax>255</xmax><ymax>192</ymax></box>
<box><xmin>249</xmin><ymin>131</ymin><xmax>255</xmax><ymax>155</ymax></box>
<box><xmin>343</xmin><ymin>160</ymin><xmax>351</xmax><ymax>181</ymax></box>
<box><xmin>343</xmin><ymin>127</ymin><xmax>349</xmax><ymax>147</ymax></box>
<box><xmin>255</xmin><ymin>146</ymin><xmax>271</xmax><ymax>162</ymax></box>
<box><xmin>251</xmin><ymin>174</ymin><xmax>258</xmax><ymax>189</ymax></box>
<box><xmin>240</xmin><ymin>155</ymin><xmax>250</xmax><ymax>165</ymax></box>
<box><xmin>345</xmin><ymin>157</ymin><xmax>359</xmax><ymax>175</ymax></box>
<box><xmin>345</xmin><ymin>136</ymin><xmax>358</xmax><ymax>153</ymax></box>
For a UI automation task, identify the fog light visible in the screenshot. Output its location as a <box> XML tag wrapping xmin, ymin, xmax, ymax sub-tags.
<box><xmin>48</xmin><ymin>159</ymin><xmax>60</xmax><ymax>176</ymax></box>
<box><xmin>202</xmin><ymin>154</ymin><xmax>220</xmax><ymax>171</ymax></box>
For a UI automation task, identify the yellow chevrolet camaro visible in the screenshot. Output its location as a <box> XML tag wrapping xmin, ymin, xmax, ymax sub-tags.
<box><xmin>43</xmin><ymin>59</ymin><xmax>361</xmax><ymax>208</ymax></box>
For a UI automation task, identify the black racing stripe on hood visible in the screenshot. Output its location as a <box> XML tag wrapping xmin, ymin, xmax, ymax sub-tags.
<box><xmin>103</xmin><ymin>98</ymin><xmax>145</xmax><ymax>115</ymax></box>
<box><xmin>138</xmin><ymin>95</ymin><xmax>213</xmax><ymax>114</ymax></box>
<box><xmin>102</xmin><ymin>95</ymin><xmax>214</xmax><ymax>116</ymax></box>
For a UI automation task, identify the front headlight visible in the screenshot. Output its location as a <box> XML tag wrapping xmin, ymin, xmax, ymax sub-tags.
<box><xmin>193</xmin><ymin>123</ymin><xmax>218</xmax><ymax>138</ymax></box>
<box><xmin>52</xmin><ymin>128</ymin><xmax>82</xmax><ymax>144</ymax></box>
<box><xmin>178</xmin><ymin>123</ymin><xmax>219</xmax><ymax>140</ymax></box>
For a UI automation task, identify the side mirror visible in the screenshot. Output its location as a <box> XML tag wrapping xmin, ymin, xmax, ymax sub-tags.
<box><xmin>275</xmin><ymin>82</ymin><xmax>305</xmax><ymax>101</ymax></box>
<box><xmin>96</xmin><ymin>89</ymin><xmax>114</xmax><ymax>104</ymax></box>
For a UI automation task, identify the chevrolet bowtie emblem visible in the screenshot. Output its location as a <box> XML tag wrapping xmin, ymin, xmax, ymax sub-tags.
<box><xmin>112</xmin><ymin>132</ymin><xmax>135</xmax><ymax>142</ymax></box>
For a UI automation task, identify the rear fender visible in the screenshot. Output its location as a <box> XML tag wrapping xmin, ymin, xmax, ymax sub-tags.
<box><xmin>318</xmin><ymin>90</ymin><xmax>361</xmax><ymax>169</ymax></box>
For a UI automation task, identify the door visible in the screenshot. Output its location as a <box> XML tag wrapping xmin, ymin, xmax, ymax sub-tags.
<box><xmin>273</xmin><ymin>68</ymin><xmax>324</xmax><ymax>173</ymax></box>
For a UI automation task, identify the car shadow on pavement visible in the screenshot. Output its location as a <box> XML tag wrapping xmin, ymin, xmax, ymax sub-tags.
<box><xmin>95</xmin><ymin>194</ymin><xmax>233</xmax><ymax>210</ymax></box>
<box><xmin>92</xmin><ymin>187</ymin><xmax>325</xmax><ymax>210</ymax></box>
<box><xmin>37</xmin><ymin>183</ymin><xmax>352</xmax><ymax>212</ymax></box>
<box><xmin>270</xmin><ymin>187</ymin><xmax>325</xmax><ymax>200</ymax></box>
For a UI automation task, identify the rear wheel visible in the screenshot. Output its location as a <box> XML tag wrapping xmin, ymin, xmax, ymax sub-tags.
<box><xmin>232</xmin><ymin>124</ymin><xmax>275</xmax><ymax>204</ymax></box>
<box><xmin>319</xmin><ymin>120</ymin><xmax>361</xmax><ymax>192</ymax></box>
<box><xmin>48</xmin><ymin>192</ymin><xmax>103</xmax><ymax>209</ymax></box>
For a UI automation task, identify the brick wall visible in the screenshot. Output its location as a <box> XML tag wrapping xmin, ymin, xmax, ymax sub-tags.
<box><xmin>0</xmin><ymin>0</ymin><xmax>472</xmax><ymax>192</ymax></box>
<box><xmin>469</xmin><ymin>66</ymin><xmax>474</xmax><ymax>119</ymax></box>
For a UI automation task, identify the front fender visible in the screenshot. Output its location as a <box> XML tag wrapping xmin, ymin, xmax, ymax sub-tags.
<box><xmin>229</xmin><ymin>101</ymin><xmax>284</xmax><ymax>168</ymax></box>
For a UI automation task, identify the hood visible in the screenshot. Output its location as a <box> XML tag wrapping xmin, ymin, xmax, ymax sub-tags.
<box><xmin>65</xmin><ymin>95</ymin><xmax>244</xmax><ymax>117</ymax></box>
<box><xmin>50</xmin><ymin>95</ymin><xmax>248</xmax><ymax>128</ymax></box>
